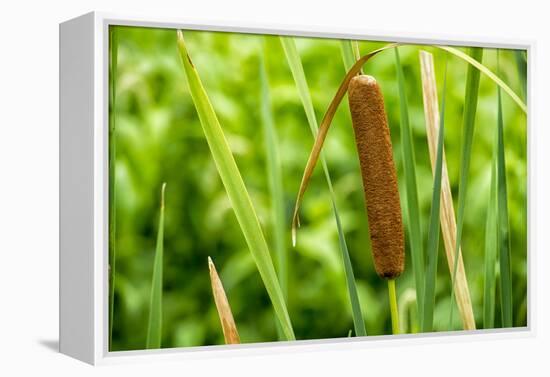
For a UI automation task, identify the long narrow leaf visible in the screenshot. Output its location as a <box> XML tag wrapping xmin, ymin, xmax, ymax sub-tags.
<box><xmin>177</xmin><ymin>31</ymin><xmax>295</xmax><ymax>341</ymax></box>
<box><xmin>259</xmin><ymin>42</ymin><xmax>287</xmax><ymax>301</ymax></box>
<box><xmin>438</xmin><ymin>46</ymin><xmax>526</xmax><ymax>113</ymax></box>
<box><xmin>281</xmin><ymin>36</ymin><xmax>366</xmax><ymax>337</ymax></box>
<box><xmin>483</xmin><ymin>152</ymin><xmax>498</xmax><ymax>328</ymax></box>
<box><xmin>449</xmin><ymin>47</ymin><xmax>483</xmax><ymax>328</ymax></box>
<box><xmin>108</xmin><ymin>25</ymin><xmax>118</xmax><ymax>349</ymax></box>
<box><xmin>340</xmin><ymin>40</ymin><xmax>357</xmax><ymax>73</ymax></box>
<box><xmin>260</xmin><ymin>42</ymin><xmax>287</xmax><ymax>340</ymax></box>
<box><xmin>208</xmin><ymin>257</ymin><xmax>240</xmax><ymax>344</ymax></box>
<box><xmin>146</xmin><ymin>183</ymin><xmax>166</xmax><ymax>349</ymax></box>
<box><xmin>352</xmin><ymin>41</ymin><xmax>361</xmax><ymax>62</ymax></box>
<box><xmin>398</xmin><ymin>288</ymin><xmax>418</xmax><ymax>334</ymax></box>
<box><xmin>514</xmin><ymin>50</ymin><xmax>527</xmax><ymax>100</ymax></box>
<box><xmin>395</xmin><ymin>47</ymin><xmax>424</xmax><ymax>319</ymax></box>
<box><xmin>421</xmin><ymin>54</ymin><xmax>446</xmax><ymax>332</ymax></box>
<box><xmin>340</xmin><ymin>40</ymin><xmax>362</xmax><ymax>75</ymax></box>
<box><xmin>496</xmin><ymin>52</ymin><xmax>513</xmax><ymax>327</ymax></box>
<box><xmin>420</xmin><ymin>51</ymin><xmax>476</xmax><ymax>330</ymax></box>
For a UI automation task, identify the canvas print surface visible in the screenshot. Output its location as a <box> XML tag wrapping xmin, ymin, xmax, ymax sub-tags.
<box><xmin>108</xmin><ymin>25</ymin><xmax>527</xmax><ymax>351</ymax></box>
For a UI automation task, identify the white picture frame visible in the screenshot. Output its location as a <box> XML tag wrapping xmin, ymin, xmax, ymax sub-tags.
<box><xmin>59</xmin><ymin>11</ymin><xmax>534</xmax><ymax>365</ymax></box>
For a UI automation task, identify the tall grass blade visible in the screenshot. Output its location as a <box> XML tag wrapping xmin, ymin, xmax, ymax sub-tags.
<box><xmin>177</xmin><ymin>31</ymin><xmax>295</xmax><ymax>341</ymax></box>
<box><xmin>437</xmin><ymin>46</ymin><xmax>526</xmax><ymax>113</ymax></box>
<box><xmin>108</xmin><ymin>26</ymin><xmax>118</xmax><ymax>349</ymax></box>
<box><xmin>340</xmin><ymin>40</ymin><xmax>362</xmax><ymax>74</ymax></box>
<box><xmin>496</xmin><ymin>52</ymin><xmax>513</xmax><ymax>327</ymax></box>
<box><xmin>419</xmin><ymin>51</ymin><xmax>476</xmax><ymax>330</ymax></box>
<box><xmin>259</xmin><ymin>42</ymin><xmax>287</xmax><ymax>302</ymax></box>
<box><xmin>483</xmin><ymin>152</ymin><xmax>498</xmax><ymax>328</ymax></box>
<box><xmin>395</xmin><ymin>48</ymin><xmax>424</xmax><ymax>319</ymax></box>
<box><xmin>281</xmin><ymin>36</ymin><xmax>366</xmax><ymax>337</ymax></box>
<box><xmin>514</xmin><ymin>50</ymin><xmax>527</xmax><ymax>100</ymax></box>
<box><xmin>398</xmin><ymin>288</ymin><xmax>418</xmax><ymax>334</ymax></box>
<box><xmin>208</xmin><ymin>257</ymin><xmax>241</xmax><ymax>344</ymax></box>
<box><xmin>449</xmin><ymin>47</ymin><xmax>483</xmax><ymax>328</ymax></box>
<box><xmin>260</xmin><ymin>41</ymin><xmax>287</xmax><ymax>340</ymax></box>
<box><xmin>146</xmin><ymin>183</ymin><xmax>166</xmax><ymax>349</ymax></box>
<box><xmin>352</xmin><ymin>41</ymin><xmax>361</xmax><ymax>62</ymax></box>
<box><xmin>420</xmin><ymin>54</ymin><xmax>446</xmax><ymax>332</ymax></box>
<box><xmin>280</xmin><ymin>37</ymin><xmax>318</xmax><ymax>139</ymax></box>
<box><xmin>340</xmin><ymin>40</ymin><xmax>356</xmax><ymax>73</ymax></box>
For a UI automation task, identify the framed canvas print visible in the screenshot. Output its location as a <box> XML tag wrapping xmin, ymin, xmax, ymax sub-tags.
<box><xmin>59</xmin><ymin>11</ymin><xmax>531</xmax><ymax>365</ymax></box>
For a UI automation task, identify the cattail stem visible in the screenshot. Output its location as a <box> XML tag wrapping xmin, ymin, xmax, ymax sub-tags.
<box><xmin>388</xmin><ymin>279</ymin><xmax>400</xmax><ymax>334</ymax></box>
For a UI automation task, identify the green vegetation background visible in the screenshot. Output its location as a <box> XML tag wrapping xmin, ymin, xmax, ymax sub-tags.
<box><xmin>110</xmin><ymin>26</ymin><xmax>527</xmax><ymax>351</ymax></box>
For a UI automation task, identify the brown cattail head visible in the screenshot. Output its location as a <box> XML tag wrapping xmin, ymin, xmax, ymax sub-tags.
<box><xmin>348</xmin><ymin>75</ymin><xmax>405</xmax><ymax>279</ymax></box>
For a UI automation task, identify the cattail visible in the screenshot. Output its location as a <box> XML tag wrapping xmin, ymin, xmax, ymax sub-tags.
<box><xmin>347</xmin><ymin>75</ymin><xmax>405</xmax><ymax>279</ymax></box>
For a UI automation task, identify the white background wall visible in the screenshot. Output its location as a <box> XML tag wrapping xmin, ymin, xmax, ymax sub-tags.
<box><xmin>1</xmin><ymin>0</ymin><xmax>548</xmax><ymax>375</ymax></box>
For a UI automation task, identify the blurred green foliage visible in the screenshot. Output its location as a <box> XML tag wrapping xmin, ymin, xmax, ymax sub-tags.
<box><xmin>110</xmin><ymin>25</ymin><xmax>527</xmax><ymax>351</ymax></box>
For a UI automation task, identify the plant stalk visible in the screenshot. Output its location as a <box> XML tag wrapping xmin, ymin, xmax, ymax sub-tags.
<box><xmin>388</xmin><ymin>279</ymin><xmax>400</xmax><ymax>335</ymax></box>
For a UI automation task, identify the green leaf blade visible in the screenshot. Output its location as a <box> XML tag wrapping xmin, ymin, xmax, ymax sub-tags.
<box><xmin>177</xmin><ymin>31</ymin><xmax>295</xmax><ymax>341</ymax></box>
<box><xmin>259</xmin><ymin>42</ymin><xmax>287</xmax><ymax>301</ymax></box>
<box><xmin>260</xmin><ymin>42</ymin><xmax>288</xmax><ymax>341</ymax></box>
<box><xmin>340</xmin><ymin>40</ymin><xmax>356</xmax><ymax>73</ymax></box>
<box><xmin>340</xmin><ymin>40</ymin><xmax>363</xmax><ymax>74</ymax></box>
<box><xmin>146</xmin><ymin>183</ymin><xmax>166</xmax><ymax>349</ymax></box>
<box><xmin>438</xmin><ymin>46</ymin><xmax>525</xmax><ymax>113</ymax></box>
<box><xmin>422</xmin><ymin>61</ymin><xmax>447</xmax><ymax>333</ymax></box>
<box><xmin>514</xmin><ymin>50</ymin><xmax>527</xmax><ymax>100</ymax></box>
<box><xmin>281</xmin><ymin>36</ymin><xmax>367</xmax><ymax>337</ymax></box>
<box><xmin>496</xmin><ymin>53</ymin><xmax>513</xmax><ymax>327</ymax></box>
<box><xmin>395</xmin><ymin>47</ymin><xmax>425</xmax><ymax>320</ymax></box>
<box><xmin>449</xmin><ymin>47</ymin><xmax>483</xmax><ymax>328</ymax></box>
<box><xmin>483</xmin><ymin>156</ymin><xmax>498</xmax><ymax>328</ymax></box>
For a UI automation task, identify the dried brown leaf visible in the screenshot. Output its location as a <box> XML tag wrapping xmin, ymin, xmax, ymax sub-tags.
<box><xmin>208</xmin><ymin>257</ymin><xmax>240</xmax><ymax>344</ymax></box>
<box><xmin>419</xmin><ymin>50</ymin><xmax>476</xmax><ymax>330</ymax></box>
